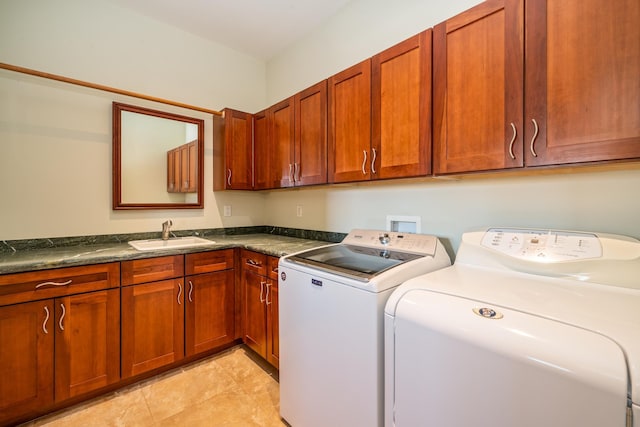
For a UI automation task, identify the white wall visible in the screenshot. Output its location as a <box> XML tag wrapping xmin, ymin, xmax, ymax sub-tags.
<box><xmin>0</xmin><ymin>0</ymin><xmax>267</xmax><ymax>240</ymax></box>
<box><xmin>263</xmin><ymin>0</ymin><xmax>640</xmax><ymax>253</ymax></box>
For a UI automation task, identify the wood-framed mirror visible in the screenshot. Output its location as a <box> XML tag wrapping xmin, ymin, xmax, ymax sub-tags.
<box><xmin>112</xmin><ymin>102</ymin><xmax>205</xmax><ymax>209</ymax></box>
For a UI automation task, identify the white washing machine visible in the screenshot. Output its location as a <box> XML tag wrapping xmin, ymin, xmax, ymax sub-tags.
<box><xmin>384</xmin><ymin>227</ymin><xmax>640</xmax><ymax>427</ymax></box>
<box><xmin>279</xmin><ymin>229</ymin><xmax>451</xmax><ymax>427</ymax></box>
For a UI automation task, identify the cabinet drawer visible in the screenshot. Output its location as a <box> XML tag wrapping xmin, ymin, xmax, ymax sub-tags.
<box><xmin>0</xmin><ymin>263</ymin><xmax>120</xmax><ymax>306</ymax></box>
<box><xmin>240</xmin><ymin>250</ymin><xmax>267</xmax><ymax>276</ymax></box>
<box><xmin>267</xmin><ymin>256</ymin><xmax>280</xmax><ymax>281</ymax></box>
<box><xmin>186</xmin><ymin>249</ymin><xmax>234</xmax><ymax>275</ymax></box>
<box><xmin>121</xmin><ymin>255</ymin><xmax>184</xmax><ymax>286</ymax></box>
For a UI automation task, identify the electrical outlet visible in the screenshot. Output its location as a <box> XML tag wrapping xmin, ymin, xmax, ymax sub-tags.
<box><xmin>296</xmin><ymin>205</ymin><xmax>303</xmax><ymax>217</ymax></box>
<box><xmin>223</xmin><ymin>205</ymin><xmax>232</xmax><ymax>217</ymax></box>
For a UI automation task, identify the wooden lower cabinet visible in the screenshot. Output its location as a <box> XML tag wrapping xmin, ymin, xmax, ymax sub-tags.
<box><xmin>121</xmin><ymin>278</ymin><xmax>185</xmax><ymax>378</ymax></box>
<box><xmin>0</xmin><ymin>263</ymin><xmax>120</xmax><ymax>426</ymax></box>
<box><xmin>265</xmin><ymin>256</ymin><xmax>279</xmax><ymax>368</ymax></box>
<box><xmin>243</xmin><ymin>269</ymin><xmax>268</xmax><ymax>355</ymax></box>
<box><xmin>241</xmin><ymin>250</ymin><xmax>280</xmax><ymax>368</ymax></box>
<box><xmin>0</xmin><ymin>300</ymin><xmax>54</xmax><ymax>423</ymax></box>
<box><xmin>55</xmin><ymin>289</ymin><xmax>120</xmax><ymax>400</ymax></box>
<box><xmin>1</xmin><ymin>249</ymin><xmax>237</xmax><ymax>424</ymax></box>
<box><xmin>185</xmin><ymin>269</ymin><xmax>235</xmax><ymax>356</ymax></box>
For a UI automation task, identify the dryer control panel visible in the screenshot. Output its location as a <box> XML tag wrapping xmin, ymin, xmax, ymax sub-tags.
<box><xmin>481</xmin><ymin>228</ymin><xmax>603</xmax><ymax>262</ymax></box>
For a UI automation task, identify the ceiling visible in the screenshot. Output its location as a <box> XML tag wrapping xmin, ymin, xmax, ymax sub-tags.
<box><xmin>106</xmin><ymin>0</ymin><xmax>353</xmax><ymax>61</ymax></box>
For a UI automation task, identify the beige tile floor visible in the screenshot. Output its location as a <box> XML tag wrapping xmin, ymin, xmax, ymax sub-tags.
<box><xmin>22</xmin><ymin>346</ymin><xmax>287</xmax><ymax>427</ymax></box>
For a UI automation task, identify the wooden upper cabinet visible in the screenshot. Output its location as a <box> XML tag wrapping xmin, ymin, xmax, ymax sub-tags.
<box><xmin>328</xmin><ymin>59</ymin><xmax>372</xmax><ymax>183</ymax></box>
<box><xmin>270</xmin><ymin>98</ymin><xmax>296</xmax><ymax>188</ymax></box>
<box><xmin>168</xmin><ymin>141</ymin><xmax>197</xmax><ymax>193</ymax></box>
<box><xmin>433</xmin><ymin>0</ymin><xmax>524</xmax><ymax>174</ymax></box>
<box><xmin>221</xmin><ymin>108</ymin><xmax>253</xmax><ymax>190</ymax></box>
<box><xmin>524</xmin><ymin>0</ymin><xmax>640</xmax><ymax>166</ymax></box>
<box><xmin>294</xmin><ymin>80</ymin><xmax>328</xmax><ymax>186</ymax></box>
<box><xmin>372</xmin><ymin>30</ymin><xmax>432</xmax><ymax>179</ymax></box>
<box><xmin>253</xmin><ymin>109</ymin><xmax>270</xmax><ymax>190</ymax></box>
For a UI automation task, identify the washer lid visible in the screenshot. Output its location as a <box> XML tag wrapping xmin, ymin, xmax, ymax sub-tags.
<box><xmin>286</xmin><ymin>244</ymin><xmax>423</xmax><ymax>281</ymax></box>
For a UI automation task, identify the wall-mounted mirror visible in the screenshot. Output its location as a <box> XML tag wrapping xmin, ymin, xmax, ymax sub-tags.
<box><xmin>112</xmin><ymin>102</ymin><xmax>204</xmax><ymax>209</ymax></box>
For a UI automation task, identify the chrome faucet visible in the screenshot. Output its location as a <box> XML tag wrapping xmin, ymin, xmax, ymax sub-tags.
<box><xmin>161</xmin><ymin>220</ymin><xmax>173</xmax><ymax>240</ymax></box>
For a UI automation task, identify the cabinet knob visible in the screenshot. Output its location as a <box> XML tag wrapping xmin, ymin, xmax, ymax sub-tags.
<box><xmin>266</xmin><ymin>283</ymin><xmax>272</xmax><ymax>305</ymax></box>
<box><xmin>42</xmin><ymin>306</ymin><xmax>50</xmax><ymax>334</ymax></box>
<box><xmin>529</xmin><ymin>119</ymin><xmax>539</xmax><ymax>157</ymax></box>
<box><xmin>259</xmin><ymin>281</ymin><xmax>266</xmax><ymax>303</ymax></box>
<box><xmin>35</xmin><ymin>279</ymin><xmax>72</xmax><ymax>289</ymax></box>
<box><xmin>371</xmin><ymin>148</ymin><xmax>377</xmax><ymax>174</ymax></box>
<box><xmin>361</xmin><ymin>150</ymin><xmax>368</xmax><ymax>175</ymax></box>
<box><xmin>59</xmin><ymin>303</ymin><xmax>66</xmax><ymax>331</ymax></box>
<box><xmin>508</xmin><ymin>122</ymin><xmax>517</xmax><ymax>160</ymax></box>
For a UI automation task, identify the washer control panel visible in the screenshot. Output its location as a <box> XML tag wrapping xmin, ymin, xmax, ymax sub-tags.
<box><xmin>343</xmin><ymin>229</ymin><xmax>437</xmax><ymax>255</ymax></box>
<box><xmin>481</xmin><ymin>228</ymin><xmax>603</xmax><ymax>262</ymax></box>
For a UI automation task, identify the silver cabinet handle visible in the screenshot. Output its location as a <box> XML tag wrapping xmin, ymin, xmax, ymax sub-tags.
<box><xmin>294</xmin><ymin>163</ymin><xmax>299</xmax><ymax>182</ymax></box>
<box><xmin>177</xmin><ymin>283</ymin><xmax>182</xmax><ymax>305</ymax></box>
<box><xmin>361</xmin><ymin>150</ymin><xmax>368</xmax><ymax>175</ymax></box>
<box><xmin>371</xmin><ymin>148</ymin><xmax>377</xmax><ymax>174</ymax></box>
<box><xmin>35</xmin><ymin>279</ymin><xmax>72</xmax><ymax>289</ymax></box>
<box><xmin>246</xmin><ymin>258</ymin><xmax>261</xmax><ymax>267</ymax></box>
<box><xmin>188</xmin><ymin>281</ymin><xmax>194</xmax><ymax>303</ymax></box>
<box><xmin>508</xmin><ymin>122</ymin><xmax>517</xmax><ymax>160</ymax></box>
<box><xmin>43</xmin><ymin>306</ymin><xmax>50</xmax><ymax>334</ymax></box>
<box><xmin>289</xmin><ymin>163</ymin><xmax>294</xmax><ymax>183</ymax></box>
<box><xmin>259</xmin><ymin>281</ymin><xmax>266</xmax><ymax>303</ymax></box>
<box><xmin>266</xmin><ymin>283</ymin><xmax>272</xmax><ymax>305</ymax></box>
<box><xmin>59</xmin><ymin>303</ymin><xmax>66</xmax><ymax>331</ymax></box>
<box><xmin>227</xmin><ymin>169</ymin><xmax>232</xmax><ymax>186</ymax></box>
<box><xmin>530</xmin><ymin>119</ymin><xmax>539</xmax><ymax>157</ymax></box>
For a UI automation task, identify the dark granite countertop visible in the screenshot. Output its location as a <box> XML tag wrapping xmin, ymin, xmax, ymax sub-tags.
<box><xmin>0</xmin><ymin>233</ymin><xmax>332</xmax><ymax>275</ymax></box>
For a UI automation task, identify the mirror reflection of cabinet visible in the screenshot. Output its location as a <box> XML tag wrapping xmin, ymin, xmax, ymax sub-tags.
<box><xmin>167</xmin><ymin>140</ymin><xmax>197</xmax><ymax>193</ymax></box>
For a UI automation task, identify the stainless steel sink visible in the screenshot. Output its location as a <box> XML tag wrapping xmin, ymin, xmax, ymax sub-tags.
<box><xmin>128</xmin><ymin>236</ymin><xmax>216</xmax><ymax>251</ymax></box>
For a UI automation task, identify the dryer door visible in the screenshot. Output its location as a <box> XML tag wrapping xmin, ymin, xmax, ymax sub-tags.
<box><xmin>391</xmin><ymin>290</ymin><xmax>629</xmax><ymax>427</ymax></box>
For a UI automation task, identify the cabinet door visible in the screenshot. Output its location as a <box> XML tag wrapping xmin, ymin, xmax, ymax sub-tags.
<box><xmin>54</xmin><ymin>289</ymin><xmax>120</xmax><ymax>401</ymax></box>
<box><xmin>265</xmin><ymin>278</ymin><xmax>279</xmax><ymax>369</ymax></box>
<box><xmin>328</xmin><ymin>59</ymin><xmax>372</xmax><ymax>183</ymax></box>
<box><xmin>524</xmin><ymin>0</ymin><xmax>640</xmax><ymax>166</ymax></box>
<box><xmin>121</xmin><ymin>279</ymin><xmax>184</xmax><ymax>378</ymax></box>
<box><xmin>186</xmin><ymin>140</ymin><xmax>197</xmax><ymax>192</ymax></box>
<box><xmin>0</xmin><ymin>300</ymin><xmax>54</xmax><ymax>423</ymax></box>
<box><xmin>223</xmin><ymin>108</ymin><xmax>253</xmax><ymax>190</ymax></box>
<box><xmin>167</xmin><ymin>149</ymin><xmax>177</xmax><ymax>192</ymax></box>
<box><xmin>270</xmin><ymin>98</ymin><xmax>296</xmax><ymax>188</ymax></box>
<box><xmin>253</xmin><ymin>109</ymin><xmax>271</xmax><ymax>190</ymax></box>
<box><xmin>433</xmin><ymin>0</ymin><xmax>524</xmax><ymax>174</ymax></box>
<box><xmin>295</xmin><ymin>80</ymin><xmax>328</xmax><ymax>186</ymax></box>
<box><xmin>242</xmin><ymin>269</ymin><xmax>267</xmax><ymax>356</ymax></box>
<box><xmin>372</xmin><ymin>31</ymin><xmax>432</xmax><ymax>179</ymax></box>
<box><xmin>185</xmin><ymin>270</ymin><xmax>235</xmax><ymax>356</ymax></box>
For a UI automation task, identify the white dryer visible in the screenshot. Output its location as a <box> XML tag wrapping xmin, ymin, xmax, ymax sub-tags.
<box><xmin>384</xmin><ymin>227</ymin><xmax>640</xmax><ymax>427</ymax></box>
